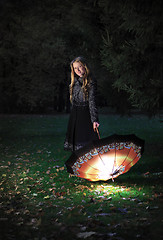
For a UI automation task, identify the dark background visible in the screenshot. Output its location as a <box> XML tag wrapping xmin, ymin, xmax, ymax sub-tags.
<box><xmin>0</xmin><ymin>0</ymin><xmax>162</xmax><ymax>115</ymax></box>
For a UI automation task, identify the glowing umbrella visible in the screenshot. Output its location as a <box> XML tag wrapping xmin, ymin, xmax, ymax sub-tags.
<box><xmin>65</xmin><ymin>133</ymin><xmax>144</xmax><ymax>181</ymax></box>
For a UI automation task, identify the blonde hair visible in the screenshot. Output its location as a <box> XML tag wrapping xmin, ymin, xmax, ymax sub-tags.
<box><xmin>69</xmin><ymin>57</ymin><xmax>91</xmax><ymax>103</ymax></box>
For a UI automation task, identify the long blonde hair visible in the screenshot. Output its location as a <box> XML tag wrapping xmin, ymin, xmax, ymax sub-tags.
<box><xmin>69</xmin><ymin>56</ymin><xmax>91</xmax><ymax>103</ymax></box>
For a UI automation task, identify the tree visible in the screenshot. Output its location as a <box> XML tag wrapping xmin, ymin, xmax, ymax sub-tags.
<box><xmin>99</xmin><ymin>0</ymin><xmax>163</xmax><ymax>114</ymax></box>
<box><xmin>0</xmin><ymin>0</ymin><xmax>103</xmax><ymax>113</ymax></box>
<box><xmin>0</xmin><ymin>0</ymin><xmax>67</xmax><ymax>112</ymax></box>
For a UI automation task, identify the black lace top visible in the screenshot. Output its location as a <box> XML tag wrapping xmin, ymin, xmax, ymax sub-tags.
<box><xmin>71</xmin><ymin>77</ymin><xmax>99</xmax><ymax>123</ymax></box>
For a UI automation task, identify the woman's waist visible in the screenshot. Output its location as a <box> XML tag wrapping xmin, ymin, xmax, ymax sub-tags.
<box><xmin>72</xmin><ymin>100</ymin><xmax>89</xmax><ymax>107</ymax></box>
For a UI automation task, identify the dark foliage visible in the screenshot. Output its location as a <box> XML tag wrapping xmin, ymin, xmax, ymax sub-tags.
<box><xmin>0</xmin><ymin>0</ymin><xmax>162</xmax><ymax>114</ymax></box>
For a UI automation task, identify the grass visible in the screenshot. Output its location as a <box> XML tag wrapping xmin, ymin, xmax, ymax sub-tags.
<box><xmin>0</xmin><ymin>113</ymin><xmax>162</xmax><ymax>240</ymax></box>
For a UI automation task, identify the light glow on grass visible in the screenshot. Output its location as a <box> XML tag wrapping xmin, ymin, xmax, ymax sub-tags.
<box><xmin>83</xmin><ymin>182</ymin><xmax>151</xmax><ymax>203</ymax></box>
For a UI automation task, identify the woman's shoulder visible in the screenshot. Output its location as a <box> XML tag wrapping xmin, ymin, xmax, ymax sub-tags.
<box><xmin>69</xmin><ymin>77</ymin><xmax>78</xmax><ymax>86</ymax></box>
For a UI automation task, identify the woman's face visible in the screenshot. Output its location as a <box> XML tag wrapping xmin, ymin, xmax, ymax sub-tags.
<box><xmin>73</xmin><ymin>61</ymin><xmax>86</xmax><ymax>78</ymax></box>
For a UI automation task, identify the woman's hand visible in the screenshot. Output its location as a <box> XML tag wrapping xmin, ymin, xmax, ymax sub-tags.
<box><xmin>93</xmin><ymin>122</ymin><xmax>100</xmax><ymax>132</ymax></box>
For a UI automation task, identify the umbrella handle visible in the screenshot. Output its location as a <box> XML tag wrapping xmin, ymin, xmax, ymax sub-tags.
<box><xmin>95</xmin><ymin>127</ymin><xmax>100</xmax><ymax>139</ymax></box>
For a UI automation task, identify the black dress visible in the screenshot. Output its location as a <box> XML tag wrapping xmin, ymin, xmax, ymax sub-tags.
<box><xmin>64</xmin><ymin>77</ymin><xmax>99</xmax><ymax>152</ymax></box>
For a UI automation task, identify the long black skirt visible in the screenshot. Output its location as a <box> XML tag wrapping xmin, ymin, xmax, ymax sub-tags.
<box><xmin>64</xmin><ymin>105</ymin><xmax>99</xmax><ymax>152</ymax></box>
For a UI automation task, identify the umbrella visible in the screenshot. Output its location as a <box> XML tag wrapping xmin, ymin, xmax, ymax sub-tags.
<box><xmin>65</xmin><ymin>133</ymin><xmax>144</xmax><ymax>181</ymax></box>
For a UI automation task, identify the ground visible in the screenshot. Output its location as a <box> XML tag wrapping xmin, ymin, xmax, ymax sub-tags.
<box><xmin>0</xmin><ymin>114</ymin><xmax>162</xmax><ymax>239</ymax></box>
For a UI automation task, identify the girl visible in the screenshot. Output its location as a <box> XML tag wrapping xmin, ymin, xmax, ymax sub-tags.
<box><xmin>64</xmin><ymin>56</ymin><xmax>100</xmax><ymax>152</ymax></box>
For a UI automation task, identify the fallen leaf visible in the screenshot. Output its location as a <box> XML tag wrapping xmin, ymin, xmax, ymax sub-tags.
<box><xmin>95</xmin><ymin>213</ymin><xmax>111</xmax><ymax>216</ymax></box>
<box><xmin>77</xmin><ymin>231</ymin><xmax>96</xmax><ymax>239</ymax></box>
<box><xmin>44</xmin><ymin>195</ymin><xmax>50</xmax><ymax>199</ymax></box>
<box><xmin>37</xmin><ymin>150</ymin><xmax>42</xmax><ymax>153</ymax></box>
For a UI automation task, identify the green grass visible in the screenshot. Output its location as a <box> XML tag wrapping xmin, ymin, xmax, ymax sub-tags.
<box><xmin>0</xmin><ymin>114</ymin><xmax>162</xmax><ymax>240</ymax></box>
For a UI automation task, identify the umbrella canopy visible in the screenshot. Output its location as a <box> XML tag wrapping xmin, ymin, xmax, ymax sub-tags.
<box><xmin>65</xmin><ymin>134</ymin><xmax>144</xmax><ymax>181</ymax></box>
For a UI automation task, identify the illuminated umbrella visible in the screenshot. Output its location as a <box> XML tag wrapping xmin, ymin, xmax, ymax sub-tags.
<box><xmin>65</xmin><ymin>134</ymin><xmax>144</xmax><ymax>181</ymax></box>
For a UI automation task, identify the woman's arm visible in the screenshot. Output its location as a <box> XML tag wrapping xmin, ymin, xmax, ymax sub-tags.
<box><xmin>89</xmin><ymin>78</ymin><xmax>99</xmax><ymax>124</ymax></box>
